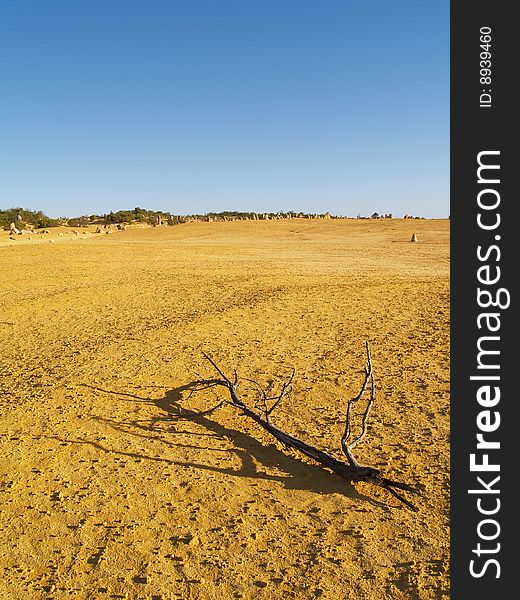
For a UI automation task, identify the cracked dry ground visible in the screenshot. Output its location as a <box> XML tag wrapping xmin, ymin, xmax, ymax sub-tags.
<box><xmin>0</xmin><ymin>219</ymin><xmax>449</xmax><ymax>599</ymax></box>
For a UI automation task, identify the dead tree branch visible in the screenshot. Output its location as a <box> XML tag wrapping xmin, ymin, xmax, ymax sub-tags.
<box><xmin>189</xmin><ymin>345</ymin><xmax>420</xmax><ymax>510</ymax></box>
<box><xmin>340</xmin><ymin>341</ymin><xmax>375</xmax><ymax>468</ymax></box>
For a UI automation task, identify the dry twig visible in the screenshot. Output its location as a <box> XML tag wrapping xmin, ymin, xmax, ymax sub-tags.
<box><xmin>188</xmin><ymin>343</ymin><xmax>419</xmax><ymax>510</ymax></box>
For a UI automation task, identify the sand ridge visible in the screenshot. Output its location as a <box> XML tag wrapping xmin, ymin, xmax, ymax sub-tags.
<box><xmin>0</xmin><ymin>219</ymin><xmax>449</xmax><ymax>599</ymax></box>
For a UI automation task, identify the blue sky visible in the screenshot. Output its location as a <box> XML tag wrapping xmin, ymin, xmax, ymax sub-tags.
<box><xmin>0</xmin><ymin>1</ymin><xmax>449</xmax><ymax>218</ymax></box>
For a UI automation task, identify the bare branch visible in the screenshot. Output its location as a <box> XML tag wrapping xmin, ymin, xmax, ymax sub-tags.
<box><xmin>197</xmin><ymin>399</ymin><xmax>227</xmax><ymax>416</ymax></box>
<box><xmin>341</xmin><ymin>341</ymin><xmax>375</xmax><ymax>466</ymax></box>
<box><xmin>242</xmin><ymin>377</ymin><xmax>269</xmax><ymax>416</ymax></box>
<box><xmin>201</xmin><ymin>352</ymin><xmax>232</xmax><ymax>383</ymax></box>
<box><xmin>191</xmin><ymin>345</ymin><xmax>418</xmax><ymax>510</ymax></box>
<box><xmin>267</xmin><ymin>367</ymin><xmax>295</xmax><ymax>417</ymax></box>
<box><xmin>382</xmin><ymin>484</ymin><xmax>418</xmax><ymax>511</ymax></box>
<box><xmin>350</xmin><ymin>370</ymin><xmax>375</xmax><ymax>450</ymax></box>
<box><xmin>183</xmin><ymin>379</ymin><xmax>224</xmax><ymax>401</ymax></box>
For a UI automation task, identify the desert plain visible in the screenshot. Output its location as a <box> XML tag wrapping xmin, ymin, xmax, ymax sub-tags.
<box><xmin>0</xmin><ymin>218</ymin><xmax>449</xmax><ymax>599</ymax></box>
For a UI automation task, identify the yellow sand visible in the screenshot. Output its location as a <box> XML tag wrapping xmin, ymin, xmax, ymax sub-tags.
<box><xmin>0</xmin><ymin>219</ymin><xmax>449</xmax><ymax>599</ymax></box>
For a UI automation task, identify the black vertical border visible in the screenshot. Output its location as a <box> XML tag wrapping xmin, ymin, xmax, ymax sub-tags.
<box><xmin>451</xmin><ymin>1</ymin><xmax>515</xmax><ymax>597</ymax></box>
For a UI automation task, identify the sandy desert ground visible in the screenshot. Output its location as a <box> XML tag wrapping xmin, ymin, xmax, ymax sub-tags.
<box><xmin>0</xmin><ymin>218</ymin><xmax>449</xmax><ymax>599</ymax></box>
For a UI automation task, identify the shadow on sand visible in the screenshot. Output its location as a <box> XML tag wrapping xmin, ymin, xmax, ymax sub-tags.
<box><xmin>68</xmin><ymin>382</ymin><xmax>387</xmax><ymax>507</ymax></box>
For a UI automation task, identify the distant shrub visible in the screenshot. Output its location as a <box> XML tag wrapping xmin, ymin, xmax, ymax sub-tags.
<box><xmin>0</xmin><ymin>208</ymin><xmax>61</xmax><ymax>229</ymax></box>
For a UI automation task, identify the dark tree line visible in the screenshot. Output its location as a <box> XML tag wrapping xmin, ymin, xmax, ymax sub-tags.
<box><xmin>0</xmin><ymin>208</ymin><xmax>62</xmax><ymax>229</ymax></box>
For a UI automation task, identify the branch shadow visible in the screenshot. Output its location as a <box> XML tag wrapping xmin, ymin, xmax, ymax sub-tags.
<box><xmin>75</xmin><ymin>382</ymin><xmax>388</xmax><ymax>507</ymax></box>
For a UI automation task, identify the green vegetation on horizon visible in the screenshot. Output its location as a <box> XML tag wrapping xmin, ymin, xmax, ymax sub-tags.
<box><xmin>2</xmin><ymin>207</ymin><xmax>432</xmax><ymax>229</ymax></box>
<box><xmin>0</xmin><ymin>207</ymin><xmax>179</xmax><ymax>229</ymax></box>
<box><xmin>1</xmin><ymin>207</ymin><xmax>349</xmax><ymax>229</ymax></box>
<box><xmin>0</xmin><ymin>208</ymin><xmax>62</xmax><ymax>229</ymax></box>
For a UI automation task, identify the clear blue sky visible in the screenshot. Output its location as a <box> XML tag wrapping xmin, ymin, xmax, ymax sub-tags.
<box><xmin>0</xmin><ymin>1</ymin><xmax>449</xmax><ymax>218</ymax></box>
